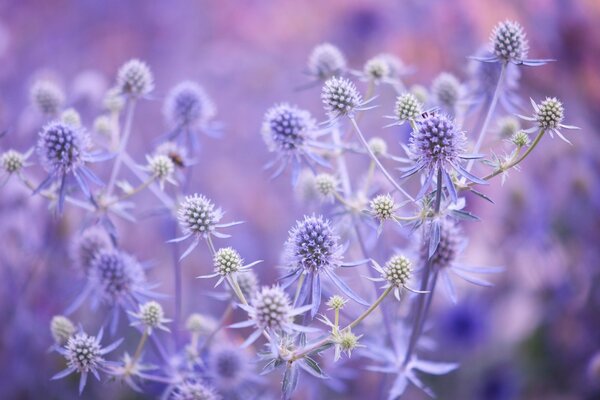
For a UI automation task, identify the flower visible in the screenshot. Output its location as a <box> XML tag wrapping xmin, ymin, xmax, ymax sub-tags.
<box><xmin>282</xmin><ymin>215</ymin><xmax>368</xmax><ymax>317</ymax></box>
<box><xmin>370</xmin><ymin>255</ymin><xmax>423</xmax><ymax>300</ymax></box>
<box><xmin>186</xmin><ymin>313</ymin><xmax>218</xmax><ymax>336</ymax></box>
<box><xmin>231</xmin><ymin>286</ymin><xmax>315</xmax><ymax>347</ymax></box>
<box><xmin>510</xmin><ymin>131</ymin><xmax>530</xmax><ymax>148</ymax></box>
<box><xmin>50</xmin><ymin>315</ymin><xmax>75</xmax><ymax>345</ymax></box>
<box><xmin>393</xmin><ymin>93</ymin><xmax>423</xmax><ymax>125</ymax></box>
<box><xmin>116</xmin><ymin>59</ymin><xmax>154</xmax><ymax>97</ymax></box>
<box><xmin>363</xmin><ymin>56</ymin><xmax>391</xmax><ymax>83</ymax></box>
<box><xmin>314</xmin><ymin>173</ymin><xmax>338</xmax><ymax>198</ymax></box>
<box><xmin>402</xmin><ymin>113</ymin><xmax>486</xmax><ymax>202</ymax></box>
<box><xmin>69</xmin><ymin>226</ymin><xmax>112</xmax><ymax>274</ymax></box>
<box><xmin>154</xmin><ymin>141</ymin><xmax>190</xmax><ymax>169</ymax></box>
<box><xmin>326</xmin><ymin>295</ymin><xmax>347</xmax><ymax>310</ymax></box>
<box><xmin>321</xmin><ymin>77</ymin><xmax>369</xmax><ymax>120</ymax></box>
<box><xmin>129</xmin><ymin>301</ymin><xmax>171</xmax><ymax>334</ymax></box>
<box><xmin>61</xmin><ymin>108</ymin><xmax>82</xmax><ymax>127</ymax></box>
<box><xmin>332</xmin><ymin>330</ymin><xmax>363</xmax><ymax>361</ymax></box>
<box><xmin>52</xmin><ymin>328</ymin><xmax>123</xmax><ymax>394</ymax></box>
<box><xmin>145</xmin><ymin>154</ymin><xmax>176</xmax><ymax>189</ymax></box>
<box><xmin>431</xmin><ymin>72</ymin><xmax>462</xmax><ymax>116</ymax></box>
<box><xmin>35</xmin><ymin>121</ymin><xmax>107</xmax><ymax>213</ymax></box>
<box><xmin>170</xmin><ymin>380</ymin><xmax>221</xmax><ymax>400</ymax></box>
<box><xmin>171</xmin><ymin>193</ymin><xmax>242</xmax><ymax>260</ymax></box>
<box><xmin>496</xmin><ymin>116</ymin><xmax>521</xmax><ymax>139</ymax></box>
<box><xmin>519</xmin><ymin>97</ymin><xmax>579</xmax><ymax>144</ymax></box>
<box><xmin>307</xmin><ymin>43</ymin><xmax>346</xmax><ymax>80</ymax></box>
<box><xmin>207</xmin><ymin>345</ymin><xmax>255</xmax><ymax>394</ymax></box>
<box><xmin>368</xmin><ymin>137</ymin><xmax>388</xmax><ymax>155</ymax></box>
<box><xmin>261</xmin><ymin>103</ymin><xmax>328</xmax><ymax>184</ymax></box>
<box><xmin>30</xmin><ymin>79</ymin><xmax>65</xmax><ymax>116</ymax></box>
<box><xmin>369</xmin><ymin>194</ymin><xmax>397</xmax><ymax>222</ymax></box>
<box><xmin>198</xmin><ymin>247</ymin><xmax>262</xmax><ymax>288</ymax></box>
<box><xmin>1</xmin><ymin>149</ymin><xmax>32</xmax><ymax>182</ymax></box>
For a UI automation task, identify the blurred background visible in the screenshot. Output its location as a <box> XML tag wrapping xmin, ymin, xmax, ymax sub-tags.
<box><xmin>1</xmin><ymin>0</ymin><xmax>599</xmax><ymax>399</ymax></box>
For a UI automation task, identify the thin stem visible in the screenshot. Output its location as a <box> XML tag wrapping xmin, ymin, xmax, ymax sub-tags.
<box><xmin>467</xmin><ymin>63</ymin><xmax>506</xmax><ymax>172</ymax></box>
<box><xmin>331</xmin><ymin>123</ymin><xmax>352</xmax><ymax>196</ymax></box>
<box><xmin>107</xmin><ymin>99</ymin><xmax>136</xmax><ymax>195</ymax></box>
<box><xmin>350</xmin><ymin>117</ymin><xmax>415</xmax><ymax>202</ymax></box>
<box><xmin>103</xmin><ymin>176</ymin><xmax>155</xmax><ymax>207</ymax></box>
<box><xmin>171</xmin><ymin>221</ymin><xmax>182</xmax><ymax>348</ymax></box>
<box><xmin>18</xmin><ymin>174</ymin><xmax>96</xmax><ymax>212</ymax></box>
<box><xmin>345</xmin><ymin>286</ymin><xmax>392</xmax><ymax>331</ymax></box>
<box><xmin>206</xmin><ymin>236</ymin><xmax>217</xmax><ymax>255</ymax></box>
<box><xmin>227</xmin><ymin>274</ymin><xmax>249</xmax><ymax>306</ymax></box>
<box><xmin>362</xmin><ymin>160</ymin><xmax>376</xmax><ymax>194</ymax></box>
<box><xmin>122</xmin><ymin>152</ymin><xmax>175</xmax><ymax>209</ymax></box>
<box><xmin>332</xmin><ymin>191</ymin><xmax>356</xmax><ymax>210</ymax></box>
<box><xmin>127</xmin><ymin>328</ymin><xmax>149</xmax><ymax>373</ymax></box>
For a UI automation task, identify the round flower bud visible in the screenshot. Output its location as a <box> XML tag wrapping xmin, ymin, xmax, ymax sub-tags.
<box><xmin>177</xmin><ymin>194</ymin><xmax>221</xmax><ymax>237</ymax></box>
<box><xmin>50</xmin><ymin>315</ymin><xmax>75</xmax><ymax>345</ymax></box>
<box><xmin>65</xmin><ymin>332</ymin><xmax>102</xmax><ymax>374</ymax></box>
<box><xmin>383</xmin><ymin>255</ymin><xmax>412</xmax><ymax>287</ymax></box>
<box><xmin>250</xmin><ymin>286</ymin><xmax>293</xmax><ymax>331</ymax></box>
<box><xmin>432</xmin><ymin>72</ymin><xmax>461</xmax><ymax>114</ymax></box>
<box><xmin>410</xmin><ymin>114</ymin><xmax>465</xmax><ymax>170</ymax></box>
<box><xmin>147</xmin><ymin>154</ymin><xmax>175</xmax><ymax>180</ymax></box>
<box><xmin>93</xmin><ymin>115</ymin><xmax>112</xmax><ymax>137</ymax></box>
<box><xmin>321</xmin><ymin>77</ymin><xmax>362</xmax><ymax>118</ymax></box>
<box><xmin>103</xmin><ymin>87</ymin><xmax>125</xmax><ymax>112</ymax></box>
<box><xmin>420</xmin><ymin>221</ymin><xmax>462</xmax><ymax>269</ymax></box>
<box><xmin>1</xmin><ymin>150</ymin><xmax>25</xmax><ymax>174</ymax></box>
<box><xmin>491</xmin><ymin>20</ymin><xmax>528</xmax><ymax>63</ymax></box>
<box><xmin>213</xmin><ymin>247</ymin><xmax>243</xmax><ymax>276</ymax></box>
<box><xmin>116</xmin><ymin>59</ymin><xmax>154</xmax><ymax>97</ymax></box>
<box><xmin>376</xmin><ymin>53</ymin><xmax>405</xmax><ymax>78</ymax></box>
<box><xmin>60</xmin><ymin>108</ymin><xmax>81</xmax><ymax>127</ymax></box>
<box><xmin>370</xmin><ymin>194</ymin><xmax>396</xmax><ymax>221</ymax></box>
<box><xmin>308</xmin><ymin>43</ymin><xmax>346</xmax><ymax>79</ymax></box>
<box><xmin>70</xmin><ymin>226</ymin><xmax>112</xmax><ymax>273</ymax></box>
<box><xmin>285</xmin><ymin>215</ymin><xmax>341</xmax><ymax>273</ymax></box>
<box><xmin>410</xmin><ymin>84</ymin><xmax>429</xmax><ymax>104</ymax></box>
<box><xmin>88</xmin><ymin>249</ymin><xmax>145</xmax><ymax>305</ymax></box>
<box><xmin>368</xmin><ymin>137</ymin><xmax>388</xmax><ymax>156</ymax></box>
<box><xmin>338</xmin><ymin>330</ymin><xmax>360</xmax><ymax>353</ymax></box>
<box><xmin>186</xmin><ymin>313</ymin><xmax>217</xmax><ymax>335</ymax></box>
<box><xmin>236</xmin><ymin>270</ymin><xmax>259</xmax><ymax>299</ymax></box>
<box><xmin>315</xmin><ymin>173</ymin><xmax>337</xmax><ymax>197</ymax></box>
<box><xmin>171</xmin><ymin>381</ymin><xmax>220</xmax><ymax>400</ymax></box>
<box><xmin>136</xmin><ymin>301</ymin><xmax>167</xmax><ymax>330</ymax></box>
<box><xmin>535</xmin><ymin>97</ymin><xmax>564</xmax><ymax>130</ymax></box>
<box><xmin>395</xmin><ymin>93</ymin><xmax>422</xmax><ymax>122</ymax></box>
<box><xmin>262</xmin><ymin>103</ymin><xmax>316</xmax><ymax>155</ymax></box>
<box><xmin>37</xmin><ymin>121</ymin><xmax>87</xmax><ymax>175</ymax></box>
<box><xmin>497</xmin><ymin>116</ymin><xmax>520</xmax><ymax>139</ymax></box>
<box><xmin>511</xmin><ymin>131</ymin><xmax>530</xmax><ymax>148</ymax></box>
<box><xmin>30</xmin><ymin>80</ymin><xmax>64</xmax><ymax>116</ymax></box>
<box><xmin>164</xmin><ymin>81</ymin><xmax>215</xmax><ymax>128</ymax></box>
<box><xmin>363</xmin><ymin>56</ymin><xmax>390</xmax><ymax>82</ymax></box>
<box><xmin>326</xmin><ymin>295</ymin><xmax>347</xmax><ymax>310</ymax></box>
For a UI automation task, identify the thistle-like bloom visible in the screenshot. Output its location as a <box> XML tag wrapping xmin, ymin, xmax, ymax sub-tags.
<box><xmin>69</xmin><ymin>226</ymin><xmax>112</xmax><ymax>274</ymax></box>
<box><xmin>390</xmin><ymin>93</ymin><xmax>423</xmax><ymax>126</ymax></box>
<box><xmin>519</xmin><ymin>97</ymin><xmax>579</xmax><ymax>144</ymax></box>
<box><xmin>154</xmin><ymin>141</ymin><xmax>190</xmax><ymax>169</ymax></box>
<box><xmin>431</xmin><ymin>72</ymin><xmax>463</xmax><ymax>116</ymax></box>
<box><xmin>186</xmin><ymin>313</ymin><xmax>218</xmax><ymax>336</ymax></box>
<box><xmin>61</xmin><ymin>108</ymin><xmax>82</xmax><ymax>127</ymax></box>
<box><xmin>199</xmin><ymin>247</ymin><xmax>262</xmax><ymax>288</ymax></box>
<box><xmin>370</xmin><ymin>255</ymin><xmax>423</xmax><ymax>300</ymax></box>
<box><xmin>35</xmin><ymin>121</ymin><xmax>107</xmax><ymax>213</ymax></box>
<box><xmin>50</xmin><ymin>315</ymin><xmax>76</xmax><ymax>346</ymax></box>
<box><xmin>363</xmin><ymin>56</ymin><xmax>391</xmax><ymax>83</ymax></box>
<box><xmin>321</xmin><ymin>77</ymin><xmax>371</xmax><ymax>121</ymax></box>
<box><xmin>402</xmin><ymin>113</ymin><xmax>486</xmax><ymax>202</ymax></box>
<box><xmin>129</xmin><ymin>301</ymin><xmax>171</xmax><ymax>334</ymax></box>
<box><xmin>171</xmin><ymin>193</ymin><xmax>242</xmax><ymax>260</ymax></box>
<box><xmin>419</xmin><ymin>220</ymin><xmax>502</xmax><ymax>303</ymax></box>
<box><xmin>314</xmin><ymin>173</ymin><xmax>338</xmax><ymax>199</ymax></box>
<box><xmin>116</xmin><ymin>59</ymin><xmax>154</xmax><ymax>97</ymax></box>
<box><xmin>170</xmin><ymin>380</ymin><xmax>221</xmax><ymax>400</ymax></box>
<box><xmin>231</xmin><ymin>286</ymin><xmax>314</xmax><ymax>347</ymax></box>
<box><xmin>207</xmin><ymin>345</ymin><xmax>256</xmax><ymax>395</ymax></box>
<box><xmin>52</xmin><ymin>328</ymin><xmax>123</xmax><ymax>394</ymax></box>
<box><xmin>145</xmin><ymin>153</ymin><xmax>176</xmax><ymax>189</ymax></box>
<box><xmin>261</xmin><ymin>103</ymin><xmax>328</xmax><ymax>184</ymax></box>
<box><xmin>282</xmin><ymin>215</ymin><xmax>368</xmax><ymax>317</ymax></box>
<box><xmin>30</xmin><ymin>79</ymin><xmax>65</xmax><ymax>116</ymax></box>
<box><xmin>1</xmin><ymin>148</ymin><xmax>32</xmax><ymax>185</ymax></box>
<box><xmin>307</xmin><ymin>43</ymin><xmax>346</xmax><ymax>80</ymax></box>
<box><xmin>473</xmin><ymin>20</ymin><xmax>552</xmax><ymax>66</ymax></box>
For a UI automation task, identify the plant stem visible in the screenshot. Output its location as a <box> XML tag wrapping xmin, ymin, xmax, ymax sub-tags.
<box><xmin>18</xmin><ymin>174</ymin><xmax>96</xmax><ymax>212</ymax></box>
<box><xmin>171</xmin><ymin>221</ymin><xmax>182</xmax><ymax>348</ymax></box>
<box><xmin>466</xmin><ymin>63</ymin><xmax>506</xmax><ymax>172</ymax></box>
<box><xmin>107</xmin><ymin>99</ymin><xmax>136</xmax><ymax>196</ymax></box>
<box><xmin>345</xmin><ymin>286</ymin><xmax>393</xmax><ymax>330</ymax></box>
<box><xmin>122</xmin><ymin>152</ymin><xmax>175</xmax><ymax>209</ymax></box>
<box><xmin>103</xmin><ymin>176</ymin><xmax>155</xmax><ymax>207</ymax></box>
<box><xmin>127</xmin><ymin>327</ymin><xmax>149</xmax><ymax>374</ymax></box>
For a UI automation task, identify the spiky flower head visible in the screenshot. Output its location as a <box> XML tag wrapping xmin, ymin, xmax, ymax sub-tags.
<box><xmin>491</xmin><ymin>20</ymin><xmax>528</xmax><ymax>64</ymax></box>
<box><xmin>511</xmin><ymin>130</ymin><xmax>530</xmax><ymax>147</ymax></box>
<box><xmin>88</xmin><ymin>249</ymin><xmax>145</xmax><ymax>305</ymax></box>
<box><xmin>37</xmin><ymin>121</ymin><xmax>88</xmax><ymax>175</ymax></box>
<box><xmin>315</xmin><ymin>173</ymin><xmax>337</xmax><ymax>197</ymax></box>
<box><xmin>186</xmin><ymin>313</ymin><xmax>217</xmax><ymax>335</ymax></box>
<box><xmin>214</xmin><ymin>247</ymin><xmax>243</xmax><ymax>276</ymax></box>
<box><xmin>209</xmin><ymin>346</ymin><xmax>250</xmax><ymax>388</ymax></box>
<box><xmin>50</xmin><ymin>315</ymin><xmax>75</xmax><ymax>345</ymax></box>
<box><xmin>376</xmin><ymin>53</ymin><xmax>406</xmax><ymax>77</ymax></box>
<box><xmin>497</xmin><ymin>116</ymin><xmax>521</xmax><ymax>138</ymax></box>
<box><xmin>65</xmin><ymin>333</ymin><xmax>102</xmax><ymax>374</ymax></box>
<box><xmin>236</xmin><ymin>270</ymin><xmax>259</xmax><ymax>299</ymax></box>
<box><xmin>1</xmin><ymin>149</ymin><xmax>26</xmax><ymax>174</ymax></box>
<box><xmin>70</xmin><ymin>226</ymin><xmax>112</xmax><ymax>273</ymax></box>
<box><xmin>250</xmin><ymin>286</ymin><xmax>293</xmax><ymax>331</ymax></box>
<box><xmin>432</xmin><ymin>72</ymin><xmax>461</xmax><ymax>114</ymax></box>
<box><xmin>30</xmin><ymin>79</ymin><xmax>64</xmax><ymax>116</ymax></box>
<box><xmin>370</xmin><ymin>194</ymin><xmax>396</xmax><ymax>221</ymax></box>
<box><xmin>146</xmin><ymin>154</ymin><xmax>175</xmax><ymax>187</ymax></box>
<box><xmin>410</xmin><ymin>114</ymin><xmax>465</xmax><ymax>171</ymax></box>
<box><xmin>116</xmin><ymin>59</ymin><xmax>154</xmax><ymax>97</ymax></box>
<box><xmin>420</xmin><ymin>221</ymin><xmax>462</xmax><ymax>270</ymax></box>
<box><xmin>368</xmin><ymin>137</ymin><xmax>388</xmax><ymax>156</ymax></box>
<box><xmin>307</xmin><ymin>43</ymin><xmax>346</xmax><ymax>79</ymax></box>
<box><xmin>326</xmin><ymin>295</ymin><xmax>347</xmax><ymax>310</ymax></box>
<box><xmin>383</xmin><ymin>255</ymin><xmax>412</xmax><ymax>288</ymax></box>
<box><xmin>171</xmin><ymin>380</ymin><xmax>220</xmax><ymax>400</ymax></box>
<box><xmin>177</xmin><ymin>194</ymin><xmax>222</xmax><ymax>238</ymax></box>
<box><xmin>321</xmin><ymin>77</ymin><xmax>362</xmax><ymax>119</ymax></box>
<box><xmin>130</xmin><ymin>301</ymin><xmax>170</xmax><ymax>333</ymax></box>
<box><xmin>411</xmin><ymin>84</ymin><xmax>429</xmax><ymax>104</ymax></box>
<box><xmin>332</xmin><ymin>330</ymin><xmax>362</xmax><ymax>361</ymax></box>
<box><xmin>262</xmin><ymin>103</ymin><xmax>316</xmax><ymax>155</ymax></box>
<box><xmin>534</xmin><ymin>97</ymin><xmax>564</xmax><ymax>130</ymax></box>
<box><xmin>93</xmin><ymin>115</ymin><xmax>112</xmax><ymax>137</ymax></box>
<box><xmin>363</xmin><ymin>56</ymin><xmax>390</xmax><ymax>82</ymax></box>
<box><xmin>285</xmin><ymin>215</ymin><xmax>342</xmax><ymax>273</ymax></box>
<box><xmin>395</xmin><ymin>93</ymin><xmax>422</xmax><ymax>122</ymax></box>
<box><xmin>61</xmin><ymin>108</ymin><xmax>81</xmax><ymax>127</ymax></box>
<box><xmin>164</xmin><ymin>81</ymin><xmax>216</xmax><ymax>128</ymax></box>
<box><xmin>155</xmin><ymin>141</ymin><xmax>189</xmax><ymax>169</ymax></box>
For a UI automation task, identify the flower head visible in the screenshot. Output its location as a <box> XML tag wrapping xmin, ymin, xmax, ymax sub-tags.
<box><xmin>431</xmin><ymin>72</ymin><xmax>462</xmax><ymax>116</ymax></box>
<box><xmin>170</xmin><ymin>380</ymin><xmax>221</xmax><ymax>400</ymax></box>
<box><xmin>326</xmin><ymin>295</ymin><xmax>347</xmax><ymax>310</ymax></box>
<box><xmin>30</xmin><ymin>79</ymin><xmax>64</xmax><ymax>116</ymax></box>
<box><xmin>69</xmin><ymin>226</ymin><xmax>112</xmax><ymax>274</ymax></box>
<box><xmin>1</xmin><ymin>149</ymin><xmax>31</xmax><ymax>176</ymax></box>
<box><xmin>307</xmin><ymin>43</ymin><xmax>346</xmax><ymax>80</ymax></box>
<box><xmin>314</xmin><ymin>173</ymin><xmax>337</xmax><ymax>198</ymax></box>
<box><xmin>368</xmin><ymin>137</ymin><xmax>388</xmax><ymax>156</ymax></box>
<box><xmin>332</xmin><ymin>330</ymin><xmax>363</xmax><ymax>361</ymax></box>
<box><xmin>510</xmin><ymin>131</ymin><xmax>530</xmax><ymax>148</ymax></box>
<box><xmin>154</xmin><ymin>141</ymin><xmax>190</xmax><ymax>169</ymax></box>
<box><xmin>520</xmin><ymin>97</ymin><xmax>579</xmax><ymax>144</ymax></box>
<box><xmin>208</xmin><ymin>345</ymin><xmax>253</xmax><ymax>391</ymax></box>
<box><xmin>61</xmin><ymin>108</ymin><xmax>82</xmax><ymax>127</ymax></box>
<box><xmin>186</xmin><ymin>313</ymin><xmax>217</xmax><ymax>336</ymax></box>
<box><xmin>236</xmin><ymin>270</ymin><xmax>259</xmax><ymax>299</ymax></box>
<box><xmin>146</xmin><ymin>154</ymin><xmax>176</xmax><ymax>188</ymax></box>
<box><xmin>199</xmin><ymin>247</ymin><xmax>261</xmax><ymax>287</ymax></box>
<box><xmin>129</xmin><ymin>301</ymin><xmax>171</xmax><ymax>334</ymax></box>
<box><xmin>50</xmin><ymin>315</ymin><xmax>75</xmax><ymax>345</ymax></box>
<box><xmin>371</xmin><ymin>255</ymin><xmax>421</xmax><ymax>300</ymax></box>
<box><xmin>370</xmin><ymin>194</ymin><xmax>396</xmax><ymax>221</ymax></box>
<box><xmin>394</xmin><ymin>93</ymin><xmax>422</xmax><ymax>124</ymax></box>
<box><xmin>164</xmin><ymin>81</ymin><xmax>216</xmax><ymax>129</ymax></box>
<box><xmin>363</xmin><ymin>56</ymin><xmax>390</xmax><ymax>83</ymax></box>
<box><xmin>321</xmin><ymin>77</ymin><xmax>363</xmax><ymax>119</ymax></box>
<box><xmin>117</xmin><ymin>59</ymin><xmax>154</xmax><ymax>97</ymax></box>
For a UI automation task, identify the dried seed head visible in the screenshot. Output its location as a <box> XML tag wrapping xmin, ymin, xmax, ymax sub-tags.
<box><xmin>213</xmin><ymin>247</ymin><xmax>243</xmax><ymax>276</ymax></box>
<box><xmin>30</xmin><ymin>80</ymin><xmax>65</xmax><ymax>116</ymax></box>
<box><xmin>370</xmin><ymin>194</ymin><xmax>396</xmax><ymax>221</ymax></box>
<box><xmin>382</xmin><ymin>255</ymin><xmax>412</xmax><ymax>287</ymax></box>
<box><xmin>321</xmin><ymin>77</ymin><xmax>362</xmax><ymax>118</ymax></box>
<box><xmin>116</xmin><ymin>59</ymin><xmax>154</xmax><ymax>97</ymax></box>
<box><xmin>492</xmin><ymin>20</ymin><xmax>528</xmax><ymax>63</ymax></box>
<box><xmin>250</xmin><ymin>286</ymin><xmax>292</xmax><ymax>331</ymax></box>
<box><xmin>395</xmin><ymin>93</ymin><xmax>422</xmax><ymax>122</ymax></box>
<box><xmin>308</xmin><ymin>43</ymin><xmax>346</xmax><ymax>79</ymax></box>
<box><xmin>535</xmin><ymin>97</ymin><xmax>564</xmax><ymax>130</ymax></box>
<box><xmin>50</xmin><ymin>315</ymin><xmax>75</xmax><ymax>345</ymax></box>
